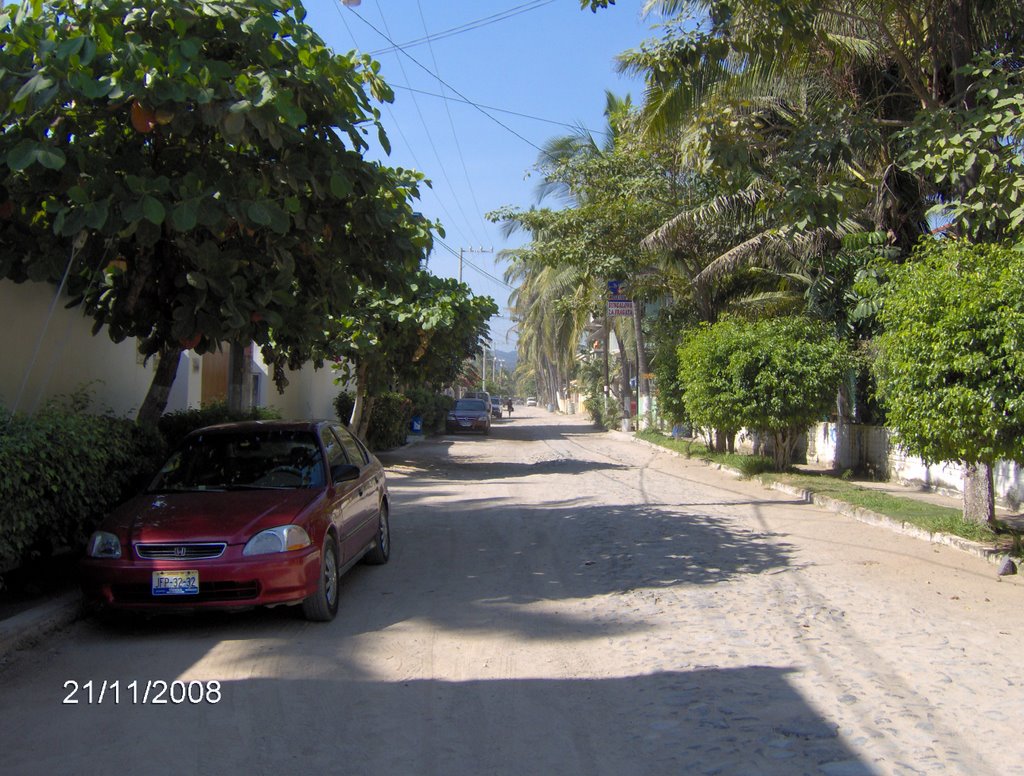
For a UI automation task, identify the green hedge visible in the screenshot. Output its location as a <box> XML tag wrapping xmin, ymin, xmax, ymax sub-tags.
<box><xmin>333</xmin><ymin>391</ymin><xmax>355</xmax><ymax>427</ymax></box>
<box><xmin>366</xmin><ymin>391</ymin><xmax>413</xmax><ymax>450</ymax></box>
<box><xmin>157</xmin><ymin>402</ymin><xmax>281</xmax><ymax>449</ymax></box>
<box><xmin>585</xmin><ymin>396</ymin><xmax>623</xmax><ymax>431</ymax></box>
<box><xmin>334</xmin><ymin>390</ymin><xmax>419</xmax><ymax>449</ymax></box>
<box><xmin>404</xmin><ymin>387</ymin><xmax>454</xmax><ymax>434</ymax></box>
<box><xmin>0</xmin><ymin>398</ymin><xmax>165</xmax><ymax>571</ymax></box>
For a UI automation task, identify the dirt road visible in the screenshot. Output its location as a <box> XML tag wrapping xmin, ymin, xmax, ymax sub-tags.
<box><xmin>1</xmin><ymin>409</ymin><xmax>1022</xmax><ymax>775</ymax></box>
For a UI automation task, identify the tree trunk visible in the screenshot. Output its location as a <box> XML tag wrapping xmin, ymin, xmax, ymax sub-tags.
<box><xmin>226</xmin><ymin>341</ymin><xmax>253</xmax><ymax>415</ymax></box>
<box><xmin>357</xmin><ymin>395</ymin><xmax>375</xmax><ymax>442</ymax></box>
<box><xmin>771</xmin><ymin>429</ymin><xmax>798</xmax><ymax>472</ymax></box>
<box><xmin>962</xmin><ymin>461</ymin><xmax>996</xmax><ymax>526</ymax></box>
<box><xmin>713</xmin><ymin>429</ymin><xmax>731</xmax><ymax>453</ymax></box>
<box><xmin>631</xmin><ymin>297</ymin><xmax>651</xmax><ymax>426</ymax></box>
<box><xmin>137</xmin><ymin>346</ymin><xmax>183</xmax><ymax>427</ymax></box>
<box><xmin>836</xmin><ymin>371</ymin><xmax>853</xmax><ymax>426</ymax></box>
<box><xmin>603</xmin><ymin>310</ymin><xmax>611</xmax><ymax>415</ymax></box>
<box><xmin>349</xmin><ymin>360</ymin><xmax>369</xmax><ymax>434</ymax></box>
<box><xmin>612</xmin><ymin>326</ymin><xmax>631</xmax><ymax>422</ymax></box>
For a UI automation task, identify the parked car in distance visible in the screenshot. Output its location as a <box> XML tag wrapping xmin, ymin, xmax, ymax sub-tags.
<box><xmin>463</xmin><ymin>390</ymin><xmax>491</xmax><ymax>406</ymax></box>
<box><xmin>490</xmin><ymin>395</ymin><xmax>503</xmax><ymax>419</ymax></box>
<box><xmin>526</xmin><ymin>397</ymin><xmax>537</xmax><ymax>407</ymax></box>
<box><xmin>80</xmin><ymin>420</ymin><xmax>390</xmax><ymax>622</ymax></box>
<box><xmin>446</xmin><ymin>398</ymin><xmax>491</xmax><ymax>435</ymax></box>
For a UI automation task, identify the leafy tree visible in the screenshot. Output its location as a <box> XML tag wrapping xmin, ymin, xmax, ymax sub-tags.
<box><xmin>874</xmin><ymin>239</ymin><xmax>1024</xmax><ymax>526</ymax></box>
<box><xmin>0</xmin><ymin>0</ymin><xmax>433</xmax><ymax>424</ymax></box>
<box><xmin>902</xmin><ymin>55</ymin><xmax>1024</xmax><ymax>243</ymax></box>
<box><xmin>326</xmin><ymin>271</ymin><xmax>497</xmax><ymax>438</ymax></box>
<box><xmin>494</xmin><ymin>95</ymin><xmax>686</xmax><ymax>419</ymax></box>
<box><xmin>679</xmin><ymin>316</ymin><xmax>850</xmax><ymax>470</ymax></box>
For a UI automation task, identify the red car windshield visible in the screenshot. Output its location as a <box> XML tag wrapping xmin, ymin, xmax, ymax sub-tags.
<box><xmin>149</xmin><ymin>430</ymin><xmax>326</xmax><ymax>492</ymax></box>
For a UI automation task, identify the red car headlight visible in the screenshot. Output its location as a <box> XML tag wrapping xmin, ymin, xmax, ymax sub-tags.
<box><xmin>86</xmin><ymin>531</ymin><xmax>122</xmax><ymax>559</ymax></box>
<box><xmin>243</xmin><ymin>525</ymin><xmax>312</xmax><ymax>556</ymax></box>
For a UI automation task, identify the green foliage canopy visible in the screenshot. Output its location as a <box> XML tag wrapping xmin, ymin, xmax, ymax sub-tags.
<box><xmin>0</xmin><ymin>0</ymin><xmax>433</xmax><ymax>376</ymax></box>
<box><xmin>902</xmin><ymin>55</ymin><xmax>1024</xmax><ymax>243</ymax></box>
<box><xmin>326</xmin><ymin>271</ymin><xmax>498</xmax><ymax>396</ymax></box>
<box><xmin>874</xmin><ymin>239</ymin><xmax>1024</xmax><ymax>467</ymax></box>
<box><xmin>679</xmin><ymin>316</ymin><xmax>849</xmax><ymax>468</ymax></box>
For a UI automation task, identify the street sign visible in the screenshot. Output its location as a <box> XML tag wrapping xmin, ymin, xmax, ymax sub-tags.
<box><xmin>607</xmin><ymin>296</ymin><xmax>634</xmax><ymax>316</ymax></box>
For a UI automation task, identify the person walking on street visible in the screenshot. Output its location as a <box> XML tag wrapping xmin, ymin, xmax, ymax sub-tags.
<box><xmin>506</xmin><ymin>398</ymin><xmax>514</xmax><ymax>418</ymax></box>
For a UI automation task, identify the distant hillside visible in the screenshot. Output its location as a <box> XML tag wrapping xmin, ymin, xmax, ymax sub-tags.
<box><xmin>494</xmin><ymin>349</ymin><xmax>518</xmax><ymax>370</ymax></box>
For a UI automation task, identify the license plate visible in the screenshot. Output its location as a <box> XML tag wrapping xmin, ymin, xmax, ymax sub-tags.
<box><xmin>152</xmin><ymin>570</ymin><xmax>199</xmax><ymax>596</ymax></box>
<box><xmin>459</xmin><ymin>420</ymin><xmax>472</xmax><ymax>426</ymax></box>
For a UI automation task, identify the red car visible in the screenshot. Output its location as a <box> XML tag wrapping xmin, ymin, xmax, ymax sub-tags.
<box><xmin>80</xmin><ymin>420</ymin><xmax>389</xmax><ymax>621</ymax></box>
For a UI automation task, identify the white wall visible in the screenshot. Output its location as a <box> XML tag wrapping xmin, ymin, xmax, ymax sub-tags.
<box><xmin>256</xmin><ymin>350</ymin><xmax>348</xmax><ymax>422</ymax></box>
<box><xmin>0</xmin><ymin>279</ymin><xmax>186</xmax><ymax>418</ymax></box>
<box><xmin>3</xmin><ymin>279</ymin><xmax>354</xmax><ymax>423</ymax></box>
<box><xmin>807</xmin><ymin>421</ymin><xmax>1024</xmax><ymax>510</ymax></box>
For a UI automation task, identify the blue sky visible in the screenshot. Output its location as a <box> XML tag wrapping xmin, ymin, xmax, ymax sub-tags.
<box><xmin>300</xmin><ymin>0</ymin><xmax>655</xmax><ymax>348</ymax></box>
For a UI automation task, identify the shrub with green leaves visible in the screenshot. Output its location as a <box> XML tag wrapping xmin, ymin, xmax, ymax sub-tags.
<box><xmin>0</xmin><ymin>397</ymin><xmax>164</xmax><ymax>570</ymax></box>
<box><xmin>584</xmin><ymin>395</ymin><xmax>623</xmax><ymax>430</ymax></box>
<box><xmin>365</xmin><ymin>391</ymin><xmax>413</xmax><ymax>450</ymax></box>
<box><xmin>679</xmin><ymin>316</ymin><xmax>850</xmax><ymax>470</ymax></box>
<box><xmin>404</xmin><ymin>387</ymin><xmax>454</xmax><ymax>435</ymax></box>
<box><xmin>333</xmin><ymin>391</ymin><xmax>356</xmax><ymax>427</ymax></box>
<box><xmin>157</xmin><ymin>402</ymin><xmax>281</xmax><ymax>450</ymax></box>
<box><xmin>875</xmin><ymin>239</ymin><xmax>1024</xmax><ymax>522</ymax></box>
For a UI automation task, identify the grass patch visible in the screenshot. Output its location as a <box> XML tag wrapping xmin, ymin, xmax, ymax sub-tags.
<box><xmin>634</xmin><ymin>428</ymin><xmax>1012</xmax><ymax>549</ymax></box>
<box><xmin>634</xmin><ymin>429</ymin><xmax>774</xmax><ymax>476</ymax></box>
<box><xmin>760</xmin><ymin>471</ymin><xmax>996</xmax><ymax>543</ymax></box>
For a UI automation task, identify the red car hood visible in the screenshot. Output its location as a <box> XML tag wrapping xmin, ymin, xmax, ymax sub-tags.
<box><xmin>103</xmin><ymin>489</ymin><xmax>323</xmax><ymax>545</ymax></box>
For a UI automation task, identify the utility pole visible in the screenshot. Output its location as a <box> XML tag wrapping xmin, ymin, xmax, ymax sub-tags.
<box><xmin>458</xmin><ymin>246</ymin><xmax>494</xmax><ymax>283</ymax></box>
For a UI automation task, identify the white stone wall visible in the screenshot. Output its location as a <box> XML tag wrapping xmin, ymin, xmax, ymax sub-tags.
<box><xmin>259</xmin><ymin>355</ymin><xmax>347</xmax><ymax>422</ymax></box>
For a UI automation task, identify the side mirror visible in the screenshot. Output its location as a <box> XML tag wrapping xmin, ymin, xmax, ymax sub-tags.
<box><xmin>330</xmin><ymin>463</ymin><xmax>360</xmax><ymax>484</ymax></box>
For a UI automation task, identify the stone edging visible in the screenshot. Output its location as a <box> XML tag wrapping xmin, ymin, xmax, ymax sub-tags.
<box><xmin>617</xmin><ymin>431</ymin><xmax>1008</xmax><ymax>568</ymax></box>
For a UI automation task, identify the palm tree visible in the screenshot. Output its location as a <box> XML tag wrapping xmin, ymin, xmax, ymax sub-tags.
<box><xmin>619</xmin><ymin>0</ymin><xmax>1024</xmax><ymax>520</ymax></box>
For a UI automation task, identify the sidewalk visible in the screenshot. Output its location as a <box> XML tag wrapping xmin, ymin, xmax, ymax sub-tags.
<box><xmin>620</xmin><ymin>430</ymin><xmax>1022</xmax><ymax>570</ymax></box>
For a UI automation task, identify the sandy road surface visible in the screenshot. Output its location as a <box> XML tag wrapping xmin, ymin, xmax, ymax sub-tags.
<box><xmin>0</xmin><ymin>409</ymin><xmax>1022</xmax><ymax>775</ymax></box>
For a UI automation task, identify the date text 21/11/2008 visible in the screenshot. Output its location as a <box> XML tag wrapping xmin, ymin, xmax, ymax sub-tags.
<box><xmin>62</xmin><ymin>679</ymin><xmax>223</xmax><ymax>705</ymax></box>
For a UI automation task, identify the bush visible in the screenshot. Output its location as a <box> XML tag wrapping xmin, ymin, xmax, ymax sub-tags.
<box><xmin>366</xmin><ymin>391</ymin><xmax>413</xmax><ymax>450</ymax></box>
<box><xmin>0</xmin><ymin>395</ymin><xmax>165</xmax><ymax>571</ymax></box>
<box><xmin>679</xmin><ymin>316</ymin><xmax>849</xmax><ymax>470</ymax></box>
<box><xmin>404</xmin><ymin>387</ymin><xmax>454</xmax><ymax>434</ymax></box>
<box><xmin>157</xmin><ymin>402</ymin><xmax>281</xmax><ymax>449</ymax></box>
<box><xmin>585</xmin><ymin>395</ymin><xmax>623</xmax><ymax>431</ymax></box>
<box><xmin>333</xmin><ymin>391</ymin><xmax>355</xmax><ymax>427</ymax></box>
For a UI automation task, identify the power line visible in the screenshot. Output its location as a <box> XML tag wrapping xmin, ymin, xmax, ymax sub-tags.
<box><xmin>391</xmin><ymin>84</ymin><xmax>610</xmax><ymax>137</ymax></box>
<box><xmin>370</xmin><ymin>0</ymin><xmax>555</xmax><ymax>57</ymax></box>
<box><xmin>330</xmin><ymin>4</ymin><xmax>473</xmax><ymax>243</ymax></box>
<box><xmin>347</xmin><ymin>7</ymin><xmax>549</xmax><ymax>157</ymax></box>
<box><xmin>416</xmin><ymin>0</ymin><xmax>492</xmax><ymax>241</ymax></box>
<box><xmin>371</xmin><ymin>4</ymin><xmax>487</xmax><ymax>246</ymax></box>
<box><xmin>435</xmin><ymin>238</ymin><xmax>514</xmax><ymax>290</ymax></box>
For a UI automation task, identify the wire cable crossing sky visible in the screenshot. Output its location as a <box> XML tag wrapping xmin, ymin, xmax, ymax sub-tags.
<box><xmin>305</xmin><ymin>0</ymin><xmax>650</xmax><ymax>346</ymax></box>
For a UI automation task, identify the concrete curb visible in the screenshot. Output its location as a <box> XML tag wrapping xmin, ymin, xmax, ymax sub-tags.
<box><xmin>621</xmin><ymin>432</ymin><xmax>1010</xmax><ymax>568</ymax></box>
<box><xmin>0</xmin><ymin>591</ymin><xmax>84</xmax><ymax>664</ymax></box>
